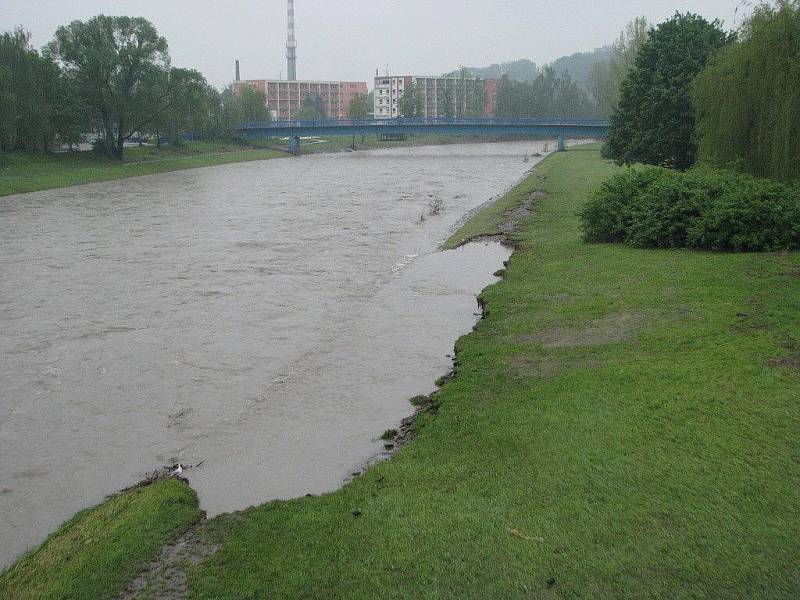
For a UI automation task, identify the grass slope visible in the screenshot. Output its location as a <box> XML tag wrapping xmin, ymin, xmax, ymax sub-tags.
<box><xmin>443</xmin><ymin>156</ymin><xmax>547</xmax><ymax>249</ymax></box>
<box><xmin>187</xmin><ymin>147</ymin><xmax>800</xmax><ymax>598</ymax></box>
<box><xmin>0</xmin><ymin>142</ymin><xmax>286</xmax><ymax>197</ymax></box>
<box><xmin>0</xmin><ymin>479</ymin><xmax>203</xmax><ymax>600</ymax></box>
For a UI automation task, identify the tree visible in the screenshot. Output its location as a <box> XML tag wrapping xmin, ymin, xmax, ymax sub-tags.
<box><xmin>200</xmin><ymin>84</ymin><xmax>269</xmax><ymax>140</ymax></box>
<box><xmin>0</xmin><ymin>28</ymin><xmax>83</xmax><ymax>153</ymax></box>
<box><xmin>398</xmin><ymin>84</ymin><xmax>422</xmax><ymax>117</ymax></box>
<box><xmin>439</xmin><ymin>80</ymin><xmax>454</xmax><ymax>117</ymax></box>
<box><xmin>495</xmin><ymin>69</ymin><xmax>596</xmax><ymax>118</ymax></box>
<box><xmin>589</xmin><ymin>61</ymin><xmax>615</xmax><ymax>115</ymax></box>
<box><xmin>49</xmin><ymin>16</ymin><xmax>203</xmax><ymax>159</ymax></box>
<box><xmin>149</xmin><ymin>68</ymin><xmax>209</xmax><ymax>144</ymax></box>
<box><xmin>295</xmin><ymin>93</ymin><xmax>325</xmax><ymax>120</ymax></box>
<box><xmin>0</xmin><ymin>65</ymin><xmax>16</xmax><ymax>150</ymax></box>
<box><xmin>37</xmin><ymin>56</ymin><xmax>85</xmax><ymax>151</ymax></box>
<box><xmin>606</xmin><ymin>13</ymin><xmax>731</xmax><ymax>170</ymax></box>
<box><xmin>590</xmin><ymin>18</ymin><xmax>652</xmax><ymax>115</ymax></box>
<box><xmin>453</xmin><ymin>67</ymin><xmax>485</xmax><ymax>117</ymax></box>
<box><xmin>236</xmin><ymin>84</ymin><xmax>270</xmax><ymax>122</ymax></box>
<box><xmin>347</xmin><ymin>94</ymin><xmax>369</xmax><ymax>118</ymax></box>
<box><xmin>693</xmin><ymin>0</ymin><xmax>800</xmax><ymax>180</ymax></box>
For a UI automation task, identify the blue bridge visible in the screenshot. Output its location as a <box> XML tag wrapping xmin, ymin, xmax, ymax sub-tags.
<box><xmin>237</xmin><ymin>117</ymin><xmax>609</xmax><ymax>153</ymax></box>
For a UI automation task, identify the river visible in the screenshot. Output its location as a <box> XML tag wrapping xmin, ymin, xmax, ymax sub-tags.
<box><xmin>0</xmin><ymin>141</ymin><xmax>548</xmax><ymax>567</ymax></box>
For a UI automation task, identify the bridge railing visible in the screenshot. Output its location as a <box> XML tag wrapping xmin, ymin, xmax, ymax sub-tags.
<box><xmin>238</xmin><ymin>116</ymin><xmax>610</xmax><ymax>131</ymax></box>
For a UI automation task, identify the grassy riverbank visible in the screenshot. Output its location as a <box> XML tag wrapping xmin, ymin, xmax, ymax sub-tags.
<box><xmin>0</xmin><ymin>142</ymin><xmax>287</xmax><ymax>197</ymax></box>
<box><xmin>3</xmin><ymin>146</ymin><xmax>798</xmax><ymax>598</ymax></box>
<box><xmin>0</xmin><ymin>479</ymin><xmax>202</xmax><ymax>600</ymax></box>
<box><xmin>185</xmin><ymin>146</ymin><xmax>798</xmax><ymax>598</ymax></box>
<box><xmin>0</xmin><ymin>135</ymin><xmax>523</xmax><ymax>198</ymax></box>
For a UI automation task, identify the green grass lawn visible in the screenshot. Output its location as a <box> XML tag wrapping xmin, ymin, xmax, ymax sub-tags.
<box><xmin>0</xmin><ymin>479</ymin><xmax>203</xmax><ymax>600</ymax></box>
<box><xmin>0</xmin><ymin>142</ymin><xmax>287</xmax><ymax>197</ymax></box>
<box><xmin>183</xmin><ymin>146</ymin><xmax>799</xmax><ymax>598</ymax></box>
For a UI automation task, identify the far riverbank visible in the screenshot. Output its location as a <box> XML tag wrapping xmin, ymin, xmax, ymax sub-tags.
<box><xmin>0</xmin><ymin>135</ymin><xmax>537</xmax><ymax>198</ymax></box>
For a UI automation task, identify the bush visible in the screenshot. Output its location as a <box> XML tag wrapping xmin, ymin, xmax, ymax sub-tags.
<box><xmin>580</xmin><ymin>166</ymin><xmax>666</xmax><ymax>244</ymax></box>
<box><xmin>581</xmin><ymin>166</ymin><xmax>800</xmax><ymax>252</ymax></box>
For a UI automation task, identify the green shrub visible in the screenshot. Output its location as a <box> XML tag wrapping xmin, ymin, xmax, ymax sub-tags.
<box><xmin>581</xmin><ymin>167</ymin><xmax>800</xmax><ymax>252</ymax></box>
<box><xmin>693</xmin><ymin>178</ymin><xmax>800</xmax><ymax>251</ymax></box>
<box><xmin>580</xmin><ymin>166</ymin><xmax>666</xmax><ymax>243</ymax></box>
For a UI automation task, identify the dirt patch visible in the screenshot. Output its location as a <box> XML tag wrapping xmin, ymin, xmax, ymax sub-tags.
<box><xmin>732</xmin><ymin>298</ymin><xmax>770</xmax><ymax>334</ymax></box>
<box><xmin>522</xmin><ymin>313</ymin><xmax>649</xmax><ymax>348</ymax></box>
<box><xmin>766</xmin><ymin>355</ymin><xmax>800</xmax><ymax>369</ymax></box>
<box><xmin>511</xmin><ymin>355</ymin><xmax>603</xmax><ymax>378</ymax></box>
<box><xmin>499</xmin><ymin>191</ymin><xmax>546</xmax><ymax>234</ymax></box>
<box><xmin>117</xmin><ymin>524</ymin><xmax>219</xmax><ymax>600</ymax></box>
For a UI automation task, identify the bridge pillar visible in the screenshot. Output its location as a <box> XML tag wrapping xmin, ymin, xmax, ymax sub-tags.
<box><xmin>288</xmin><ymin>136</ymin><xmax>301</xmax><ymax>156</ymax></box>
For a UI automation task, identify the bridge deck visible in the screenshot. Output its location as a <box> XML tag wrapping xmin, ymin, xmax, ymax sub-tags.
<box><xmin>237</xmin><ymin>117</ymin><xmax>610</xmax><ymax>139</ymax></box>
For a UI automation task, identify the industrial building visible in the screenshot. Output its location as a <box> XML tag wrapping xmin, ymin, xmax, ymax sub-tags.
<box><xmin>374</xmin><ymin>75</ymin><xmax>499</xmax><ymax>119</ymax></box>
<box><xmin>233</xmin><ymin>1</ymin><xmax>367</xmax><ymax>120</ymax></box>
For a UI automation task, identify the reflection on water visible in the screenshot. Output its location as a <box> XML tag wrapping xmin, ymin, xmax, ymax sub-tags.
<box><xmin>0</xmin><ymin>141</ymin><xmax>548</xmax><ymax>567</ymax></box>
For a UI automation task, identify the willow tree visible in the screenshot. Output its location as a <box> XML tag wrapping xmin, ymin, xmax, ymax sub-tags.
<box><xmin>693</xmin><ymin>0</ymin><xmax>800</xmax><ymax>180</ymax></box>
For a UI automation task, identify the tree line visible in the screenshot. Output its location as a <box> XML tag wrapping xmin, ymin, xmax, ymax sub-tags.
<box><xmin>0</xmin><ymin>16</ymin><xmax>272</xmax><ymax>159</ymax></box>
<box><xmin>605</xmin><ymin>2</ymin><xmax>799</xmax><ymax>181</ymax></box>
<box><xmin>581</xmin><ymin>2</ymin><xmax>800</xmax><ymax>256</ymax></box>
<box><xmin>495</xmin><ymin>67</ymin><xmax>597</xmax><ymax>118</ymax></box>
<box><xmin>392</xmin><ymin>69</ymin><xmax>486</xmax><ymax>118</ymax></box>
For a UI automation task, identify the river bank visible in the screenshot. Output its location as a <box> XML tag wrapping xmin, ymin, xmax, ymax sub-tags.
<box><xmin>2</xmin><ymin>145</ymin><xmax>798</xmax><ymax>598</ymax></box>
<box><xmin>0</xmin><ymin>135</ymin><xmax>527</xmax><ymax>198</ymax></box>
<box><xmin>0</xmin><ymin>142</ymin><xmax>541</xmax><ymax>574</ymax></box>
<box><xmin>187</xmin><ymin>146</ymin><xmax>799</xmax><ymax>598</ymax></box>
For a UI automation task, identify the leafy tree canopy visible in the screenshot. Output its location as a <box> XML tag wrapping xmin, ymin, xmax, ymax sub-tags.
<box><xmin>49</xmin><ymin>15</ymin><xmax>206</xmax><ymax>159</ymax></box>
<box><xmin>589</xmin><ymin>17</ymin><xmax>652</xmax><ymax>115</ymax></box>
<box><xmin>293</xmin><ymin>93</ymin><xmax>326</xmax><ymax>120</ymax></box>
<box><xmin>605</xmin><ymin>13</ymin><xmax>732</xmax><ymax>170</ymax></box>
<box><xmin>496</xmin><ymin>67</ymin><xmax>597</xmax><ymax>118</ymax></box>
<box><xmin>0</xmin><ymin>28</ymin><xmax>84</xmax><ymax>152</ymax></box>
<box><xmin>398</xmin><ymin>83</ymin><xmax>422</xmax><ymax>117</ymax></box>
<box><xmin>347</xmin><ymin>94</ymin><xmax>370</xmax><ymax>118</ymax></box>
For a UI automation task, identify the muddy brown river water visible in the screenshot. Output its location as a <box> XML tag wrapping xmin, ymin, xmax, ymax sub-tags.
<box><xmin>0</xmin><ymin>141</ymin><xmax>548</xmax><ymax>567</ymax></box>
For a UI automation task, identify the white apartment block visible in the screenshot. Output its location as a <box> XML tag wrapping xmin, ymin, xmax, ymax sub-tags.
<box><xmin>374</xmin><ymin>75</ymin><xmax>496</xmax><ymax>119</ymax></box>
<box><xmin>374</xmin><ymin>76</ymin><xmax>406</xmax><ymax>118</ymax></box>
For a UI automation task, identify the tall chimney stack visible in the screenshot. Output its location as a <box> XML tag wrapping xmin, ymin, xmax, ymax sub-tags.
<box><xmin>235</xmin><ymin>60</ymin><xmax>240</xmax><ymax>82</ymax></box>
<box><xmin>286</xmin><ymin>0</ymin><xmax>297</xmax><ymax>81</ymax></box>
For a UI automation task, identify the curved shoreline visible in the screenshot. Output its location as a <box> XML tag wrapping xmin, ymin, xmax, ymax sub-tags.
<box><xmin>1</xmin><ymin>143</ymin><xmax>538</xmax><ymax>577</ymax></box>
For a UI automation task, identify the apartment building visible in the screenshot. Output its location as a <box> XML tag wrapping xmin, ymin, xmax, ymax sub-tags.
<box><xmin>234</xmin><ymin>80</ymin><xmax>368</xmax><ymax>121</ymax></box>
<box><xmin>374</xmin><ymin>75</ymin><xmax>499</xmax><ymax>119</ymax></box>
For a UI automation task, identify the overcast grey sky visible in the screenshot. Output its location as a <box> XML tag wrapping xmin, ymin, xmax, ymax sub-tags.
<box><xmin>2</xmin><ymin>1</ymin><xmax>742</xmax><ymax>87</ymax></box>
